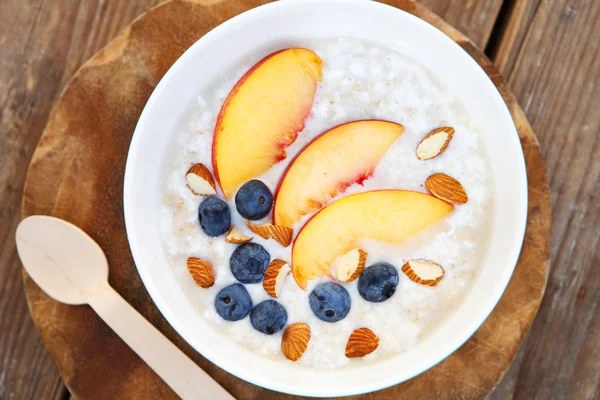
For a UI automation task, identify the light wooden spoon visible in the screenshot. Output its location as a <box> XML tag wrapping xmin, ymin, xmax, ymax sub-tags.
<box><xmin>16</xmin><ymin>215</ymin><xmax>234</xmax><ymax>400</ymax></box>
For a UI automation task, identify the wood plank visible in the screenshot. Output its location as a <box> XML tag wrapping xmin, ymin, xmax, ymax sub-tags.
<box><xmin>490</xmin><ymin>0</ymin><xmax>600</xmax><ymax>398</ymax></box>
<box><xmin>0</xmin><ymin>0</ymin><xmax>67</xmax><ymax>397</ymax></box>
<box><xmin>487</xmin><ymin>0</ymin><xmax>540</xmax><ymax>77</ymax></box>
<box><xmin>0</xmin><ymin>213</ymin><xmax>66</xmax><ymax>400</ymax></box>
<box><xmin>420</xmin><ymin>0</ymin><xmax>504</xmax><ymax>48</ymax></box>
<box><xmin>0</xmin><ymin>1</ymin><xmax>161</xmax><ymax>399</ymax></box>
<box><xmin>0</xmin><ymin>0</ymin><xmax>42</xmax><ymax>112</ymax></box>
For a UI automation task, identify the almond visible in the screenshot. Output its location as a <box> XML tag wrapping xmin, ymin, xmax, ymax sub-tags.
<box><xmin>345</xmin><ymin>328</ymin><xmax>379</xmax><ymax>358</ymax></box>
<box><xmin>281</xmin><ymin>323</ymin><xmax>311</xmax><ymax>361</ymax></box>
<box><xmin>225</xmin><ymin>226</ymin><xmax>253</xmax><ymax>244</ymax></box>
<box><xmin>186</xmin><ymin>257</ymin><xmax>215</xmax><ymax>288</ymax></box>
<box><xmin>416</xmin><ymin>127</ymin><xmax>455</xmax><ymax>160</ymax></box>
<box><xmin>263</xmin><ymin>259</ymin><xmax>291</xmax><ymax>298</ymax></box>
<box><xmin>186</xmin><ymin>163</ymin><xmax>217</xmax><ymax>196</ymax></box>
<box><xmin>332</xmin><ymin>248</ymin><xmax>367</xmax><ymax>282</ymax></box>
<box><xmin>247</xmin><ymin>221</ymin><xmax>293</xmax><ymax>247</ymax></box>
<box><xmin>402</xmin><ymin>259</ymin><xmax>445</xmax><ymax>286</ymax></box>
<box><xmin>425</xmin><ymin>173</ymin><xmax>468</xmax><ymax>204</ymax></box>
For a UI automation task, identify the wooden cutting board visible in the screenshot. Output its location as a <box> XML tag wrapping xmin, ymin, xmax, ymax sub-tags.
<box><xmin>21</xmin><ymin>0</ymin><xmax>551</xmax><ymax>398</ymax></box>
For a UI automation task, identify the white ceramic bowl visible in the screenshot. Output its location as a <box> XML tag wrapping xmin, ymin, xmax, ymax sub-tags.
<box><xmin>124</xmin><ymin>0</ymin><xmax>527</xmax><ymax>396</ymax></box>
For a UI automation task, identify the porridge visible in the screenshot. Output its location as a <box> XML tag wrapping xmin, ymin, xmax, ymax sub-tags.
<box><xmin>160</xmin><ymin>38</ymin><xmax>492</xmax><ymax>369</ymax></box>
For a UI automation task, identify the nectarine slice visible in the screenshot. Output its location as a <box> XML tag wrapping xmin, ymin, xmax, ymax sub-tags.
<box><xmin>273</xmin><ymin>120</ymin><xmax>403</xmax><ymax>227</ymax></box>
<box><xmin>291</xmin><ymin>190</ymin><xmax>453</xmax><ymax>289</ymax></box>
<box><xmin>213</xmin><ymin>49</ymin><xmax>323</xmax><ymax>198</ymax></box>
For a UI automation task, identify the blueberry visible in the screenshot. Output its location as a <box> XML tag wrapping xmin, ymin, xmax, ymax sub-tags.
<box><xmin>230</xmin><ymin>243</ymin><xmax>270</xmax><ymax>283</ymax></box>
<box><xmin>358</xmin><ymin>262</ymin><xmax>399</xmax><ymax>302</ymax></box>
<box><xmin>198</xmin><ymin>196</ymin><xmax>231</xmax><ymax>236</ymax></box>
<box><xmin>250</xmin><ymin>300</ymin><xmax>288</xmax><ymax>334</ymax></box>
<box><xmin>235</xmin><ymin>180</ymin><xmax>273</xmax><ymax>220</ymax></box>
<box><xmin>309</xmin><ymin>282</ymin><xmax>351</xmax><ymax>323</ymax></box>
<box><xmin>215</xmin><ymin>283</ymin><xmax>253</xmax><ymax>321</ymax></box>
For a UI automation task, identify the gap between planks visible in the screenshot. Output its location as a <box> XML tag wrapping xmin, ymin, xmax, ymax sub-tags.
<box><xmin>485</xmin><ymin>0</ymin><xmax>542</xmax><ymax>77</ymax></box>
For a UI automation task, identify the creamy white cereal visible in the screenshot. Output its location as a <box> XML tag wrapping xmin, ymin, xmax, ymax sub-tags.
<box><xmin>160</xmin><ymin>38</ymin><xmax>493</xmax><ymax>369</ymax></box>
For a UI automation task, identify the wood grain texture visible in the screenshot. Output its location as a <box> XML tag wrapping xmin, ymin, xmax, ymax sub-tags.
<box><xmin>17</xmin><ymin>0</ymin><xmax>551</xmax><ymax>399</ymax></box>
<box><xmin>420</xmin><ymin>0</ymin><xmax>504</xmax><ymax>48</ymax></box>
<box><xmin>487</xmin><ymin>0</ymin><xmax>541</xmax><ymax>77</ymax></box>
<box><xmin>0</xmin><ymin>0</ymin><xmax>162</xmax><ymax>399</ymax></box>
<box><xmin>490</xmin><ymin>0</ymin><xmax>600</xmax><ymax>398</ymax></box>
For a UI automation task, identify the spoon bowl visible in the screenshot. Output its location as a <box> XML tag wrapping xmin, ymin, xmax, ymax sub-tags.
<box><xmin>16</xmin><ymin>215</ymin><xmax>108</xmax><ymax>305</ymax></box>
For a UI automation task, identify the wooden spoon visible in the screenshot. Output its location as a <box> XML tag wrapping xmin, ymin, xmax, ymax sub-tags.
<box><xmin>16</xmin><ymin>215</ymin><xmax>234</xmax><ymax>400</ymax></box>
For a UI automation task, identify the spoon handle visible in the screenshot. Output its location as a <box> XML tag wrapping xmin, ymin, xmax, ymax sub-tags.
<box><xmin>87</xmin><ymin>282</ymin><xmax>234</xmax><ymax>400</ymax></box>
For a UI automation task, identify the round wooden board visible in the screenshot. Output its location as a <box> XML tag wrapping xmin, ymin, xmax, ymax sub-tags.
<box><xmin>22</xmin><ymin>0</ymin><xmax>551</xmax><ymax>398</ymax></box>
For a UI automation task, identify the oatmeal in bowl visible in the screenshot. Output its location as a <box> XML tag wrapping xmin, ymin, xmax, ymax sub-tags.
<box><xmin>124</xmin><ymin>0</ymin><xmax>526</xmax><ymax>396</ymax></box>
<box><xmin>161</xmin><ymin>38</ymin><xmax>493</xmax><ymax>369</ymax></box>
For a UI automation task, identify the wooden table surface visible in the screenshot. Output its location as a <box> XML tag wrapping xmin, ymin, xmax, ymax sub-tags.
<box><xmin>0</xmin><ymin>0</ymin><xmax>598</xmax><ymax>399</ymax></box>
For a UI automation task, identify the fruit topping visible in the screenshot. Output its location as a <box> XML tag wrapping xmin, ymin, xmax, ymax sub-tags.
<box><xmin>225</xmin><ymin>226</ymin><xmax>253</xmax><ymax>244</ymax></box>
<box><xmin>291</xmin><ymin>190</ymin><xmax>453</xmax><ymax>289</ymax></box>
<box><xmin>273</xmin><ymin>120</ymin><xmax>404</xmax><ymax>227</ymax></box>
<box><xmin>213</xmin><ymin>49</ymin><xmax>323</xmax><ymax>198</ymax></box>
<box><xmin>247</xmin><ymin>221</ymin><xmax>293</xmax><ymax>247</ymax></box>
<box><xmin>186</xmin><ymin>257</ymin><xmax>214</xmax><ymax>288</ymax></box>
<box><xmin>308</xmin><ymin>282</ymin><xmax>351</xmax><ymax>323</ymax></box>
<box><xmin>215</xmin><ymin>283</ymin><xmax>253</xmax><ymax>321</ymax></box>
<box><xmin>250</xmin><ymin>300</ymin><xmax>288</xmax><ymax>335</ymax></box>
<box><xmin>263</xmin><ymin>259</ymin><xmax>291</xmax><ymax>298</ymax></box>
<box><xmin>401</xmin><ymin>259</ymin><xmax>445</xmax><ymax>286</ymax></box>
<box><xmin>281</xmin><ymin>323</ymin><xmax>311</xmax><ymax>361</ymax></box>
<box><xmin>331</xmin><ymin>248</ymin><xmax>367</xmax><ymax>283</ymax></box>
<box><xmin>229</xmin><ymin>243</ymin><xmax>270</xmax><ymax>284</ymax></box>
<box><xmin>345</xmin><ymin>328</ymin><xmax>379</xmax><ymax>358</ymax></box>
<box><xmin>416</xmin><ymin>127</ymin><xmax>455</xmax><ymax>160</ymax></box>
<box><xmin>235</xmin><ymin>180</ymin><xmax>273</xmax><ymax>220</ymax></box>
<box><xmin>198</xmin><ymin>196</ymin><xmax>231</xmax><ymax>237</ymax></box>
<box><xmin>186</xmin><ymin>163</ymin><xmax>217</xmax><ymax>196</ymax></box>
<box><xmin>425</xmin><ymin>173</ymin><xmax>468</xmax><ymax>205</ymax></box>
<box><xmin>358</xmin><ymin>262</ymin><xmax>399</xmax><ymax>303</ymax></box>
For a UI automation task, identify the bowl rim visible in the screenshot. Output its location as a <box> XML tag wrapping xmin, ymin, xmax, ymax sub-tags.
<box><xmin>124</xmin><ymin>0</ymin><xmax>528</xmax><ymax>396</ymax></box>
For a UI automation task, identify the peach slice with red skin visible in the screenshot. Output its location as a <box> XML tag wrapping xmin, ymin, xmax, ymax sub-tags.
<box><xmin>291</xmin><ymin>190</ymin><xmax>453</xmax><ymax>289</ymax></box>
<box><xmin>212</xmin><ymin>48</ymin><xmax>323</xmax><ymax>198</ymax></box>
<box><xmin>273</xmin><ymin>120</ymin><xmax>404</xmax><ymax>227</ymax></box>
